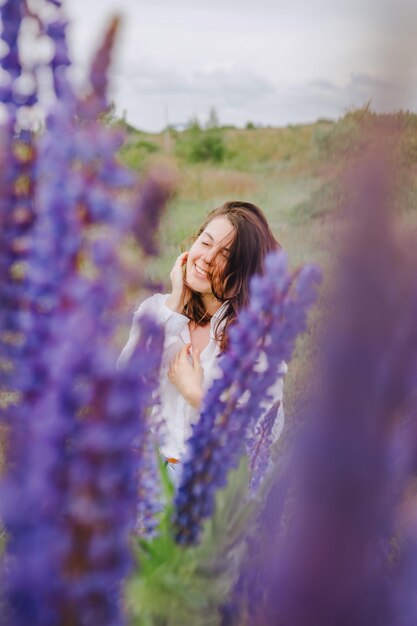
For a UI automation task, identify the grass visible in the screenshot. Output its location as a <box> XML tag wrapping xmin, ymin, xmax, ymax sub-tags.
<box><xmin>117</xmin><ymin>109</ymin><xmax>417</xmax><ymax>422</ymax></box>
<box><xmin>3</xmin><ymin>109</ymin><xmax>417</xmax><ymax>432</ymax></box>
<box><xmin>119</xmin><ymin>120</ymin><xmax>341</xmax><ymax>311</ymax></box>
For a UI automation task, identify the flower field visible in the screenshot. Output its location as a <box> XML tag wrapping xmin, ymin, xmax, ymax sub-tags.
<box><xmin>1</xmin><ymin>2</ymin><xmax>417</xmax><ymax>626</ymax></box>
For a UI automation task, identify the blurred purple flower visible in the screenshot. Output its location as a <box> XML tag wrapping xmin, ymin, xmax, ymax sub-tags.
<box><xmin>0</xmin><ymin>1</ymin><xmax>73</xmax><ymax>410</ymax></box>
<box><xmin>0</xmin><ymin>0</ymin><xmax>23</xmax><ymax>82</ymax></box>
<box><xmin>247</xmin><ymin>399</ymin><xmax>281</xmax><ymax>492</ymax></box>
<box><xmin>0</xmin><ymin>0</ymin><xmax>40</xmax><ymax>109</ymax></box>
<box><xmin>46</xmin><ymin>17</ymin><xmax>71</xmax><ymax>98</ymax></box>
<box><xmin>134</xmin><ymin>434</ymin><xmax>164</xmax><ymax>539</ymax></box>
<box><xmin>173</xmin><ymin>250</ymin><xmax>321</xmax><ymax>544</ymax></box>
<box><xmin>0</xmin><ymin>125</ymin><xmax>37</xmax><ymax>414</ymax></box>
<box><xmin>61</xmin><ymin>313</ymin><xmax>163</xmax><ymax>626</ymax></box>
<box><xmin>1</xmin><ymin>305</ymin><xmax>163</xmax><ymax>626</ymax></box>
<box><xmin>233</xmin><ymin>141</ymin><xmax>417</xmax><ymax>626</ymax></box>
<box><xmin>132</xmin><ymin>168</ymin><xmax>176</xmax><ymax>257</ymax></box>
<box><xmin>87</xmin><ymin>16</ymin><xmax>120</xmax><ymax>117</ymax></box>
<box><xmin>0</xmin><ymin>7</ymin><xmax>171</xmax><ymax>626</ymax></box>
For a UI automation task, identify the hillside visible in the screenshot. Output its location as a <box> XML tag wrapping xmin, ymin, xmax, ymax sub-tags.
<box><xmin>117</xmin><ymin>108</ymin><xmax>417</xmax><ymax>283</ymax></box>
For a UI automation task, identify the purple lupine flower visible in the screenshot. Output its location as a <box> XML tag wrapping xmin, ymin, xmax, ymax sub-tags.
<box><xmin>1</xmin><ymin>305</ymin><xmax>164</xmax><ymax>626</ymax></box>
<box><xmin>61</xmin><ymin>312</ymin><xmax>163</xmax><ymax>626</ymax></box>
<box><xmin>0</xmin><ymin>127</ymin><xmax>37</xmax><ymax>415</ymax></box>
<box><xmin>13</xmin><ymin>18</ymin><xmax>160</xmax><ymax>397</ymax></box>
<box><xmin>1</xmin><ymin>9</ymin><xmax>171</xmax><ymax>626</ymax></box>
<box><xmin>173</xmin><ymin>250</ymin><xmax>321</xmax><ymax>544</ymax></box>
<box><xmin>0</xmin><ymin>0</ymin><xmax>34</xmax><ymax>386</ymax></box>
<box><xmin>131</xmin><ymin>168</ymin><xmax>177</xmax><ymax>257</ymax></box>
<box><xmin>86</xmin><ymin>16</ymin><xmax>120</xmax><ymax>118</ymax></box>
<box><xmin>0</xmin><ymin>0</ymin><xmax>38</xmax><ymax>109</ymax></box>
<box><xmin>236</xmin><ymin>144</ymin><xmax>417</xmax><ymax>626</ymax></box>
<box><xmin>0</xmin><ymin>375</ymin><xmax>74</xmax><ymax>625</ymax></box>
<box><xmin>135</xmin><ymin>434</ymin><xmax>164</xmax><ymax>539</ymax></box>
<box><xmin>0</xmin><ymin>1</ymin><xmax>72</xmax><ymax>412</ymax></box>
<box><xmin>45</xmin><ymin>17</ymin><xmax>72</xmax><ymax>99</ymax></box>
<box><xmin>392</xmin><ymin>419</ymin><xmax>417</xmax><ymax>626</ymax></box>
<box><xmin>0</xmin><ymin>0</ymin><xmax>24</xmax><ymax>85</ymax></box>
<box><xmin>247</xmin><ymin>399</ymin><xmax>281</xmax><ymax>492</ymax></box>
<box><xmin>1</xmin><ymin>6</ymin><xmax>167</xmax><ymax>403</ymax></box>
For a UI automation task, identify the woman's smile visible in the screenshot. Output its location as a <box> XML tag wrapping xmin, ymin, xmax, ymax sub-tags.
<box><xmin>193</xmin><ymin>263</ymin><xmax>208</xmax><ymax>279</ymax></box>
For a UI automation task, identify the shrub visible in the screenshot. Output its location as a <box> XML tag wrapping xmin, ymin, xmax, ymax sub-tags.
<box><xmin>176</xmin><ymin>127</ymin><xmax>227</xmax><ymax>164</ymax></box>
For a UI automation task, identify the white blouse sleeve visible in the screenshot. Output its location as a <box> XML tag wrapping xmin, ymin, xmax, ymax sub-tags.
<box><xmin>265</xmin><ymin>361</ymin><xmax>287</xmax><ymax>445</ymax></box>
<box><xmin>208</xmin><ymin>350</ymin><xmax>287</xmax><ymax>446</ymax></box>
<box><xmin>117</xmin><ymin>293</ymin><xmax>189</xmax><ymax>368</ymax></box>
<box><xmin>247</xmin><ymin>352</ymin><xmax>286</xmax><ymax>445</ymax></box>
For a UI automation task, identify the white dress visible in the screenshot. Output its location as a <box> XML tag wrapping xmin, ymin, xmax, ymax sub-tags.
<box><xmin>118</xmin><ymin>293</ymin><xmax>286</xmax><ymax>461</ymax></box>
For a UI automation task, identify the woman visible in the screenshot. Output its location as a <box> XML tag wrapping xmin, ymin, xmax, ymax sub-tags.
<box><xmin>118</xmin><ymin>200</ymin><xmax>286</xmax><ymax>467</ymax></box>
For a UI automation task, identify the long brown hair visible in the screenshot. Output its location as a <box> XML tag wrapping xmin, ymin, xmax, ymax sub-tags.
<box><xmin>182</xmin><ymin>201</ymin><xmax>280</xmax><ymax>352</ymax></box>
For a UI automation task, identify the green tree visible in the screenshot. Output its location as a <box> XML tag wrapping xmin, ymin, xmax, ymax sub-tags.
<box><xmin>206</xmin><ymin>106</ymin><xmax>220</xmax><ymax>130</ymax></box>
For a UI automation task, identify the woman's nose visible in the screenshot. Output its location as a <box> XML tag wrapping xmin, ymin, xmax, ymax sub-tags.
<box><xmin>203</xmin><ymin>251</ymin><xmax>217</xmax><ymax>266</ymax></box>
<box><xmin>202</xmin><ymin>248</ymin><xmax>215</xmax><ymax>264</ymax></box>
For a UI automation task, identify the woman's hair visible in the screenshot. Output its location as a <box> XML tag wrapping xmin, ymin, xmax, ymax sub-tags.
<box><xmin>182</xmin><ymin>200</ymin><xmax>280</xmax><ymax>352</ymax></box>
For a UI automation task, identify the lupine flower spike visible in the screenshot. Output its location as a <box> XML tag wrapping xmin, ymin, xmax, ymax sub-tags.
<box><xmin>0</xmin><ymin>4</ymin><xmax>170</xmax><ymax>625</ymax></box>
<box><xmin>173</xmin><ymin>250</ymin><xmax>321</xmax><ymax>544</ymax></box>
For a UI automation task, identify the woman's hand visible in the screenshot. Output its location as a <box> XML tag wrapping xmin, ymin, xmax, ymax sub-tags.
<box><xmin>168</xmin><ymin>343</ymin><xmax>203</xmax><ymax>409</ymax></box>
<box><xmin>165</xmin><ymin>252</ymin><xmax>191</xmax><ymax>313</ymax></box>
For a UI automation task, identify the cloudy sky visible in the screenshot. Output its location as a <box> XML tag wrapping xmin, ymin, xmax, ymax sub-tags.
<box><xmin>65</xmin><ymin>0</ymin><xmax>417</xmax><ymax>131</ymax></box>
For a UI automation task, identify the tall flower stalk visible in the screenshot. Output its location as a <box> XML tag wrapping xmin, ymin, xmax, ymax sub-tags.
<box><xmin>0</xmin><ymin>4</ymin><xmax>172</xmax><ymax>625</ymax></box>
<box><xmin>173</xmin><ymin>251</ymin><xmax>321</xmax><ymax>544</ymax></box>
<box><xmin>234</xmin><ymin>135</ymin><xmax>417</xmax><ymax>626</ymax></box>
<box><xmin>0</xmin><ymin>0</ymin><xmax>37</xmax><ymax>411</ymax></box>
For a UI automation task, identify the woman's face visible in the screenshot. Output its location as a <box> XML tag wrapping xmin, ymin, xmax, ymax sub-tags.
<box><xmin>186</xmin><ymin>216</ymin><xmax>235</xmax><ymax>295</ymax></box>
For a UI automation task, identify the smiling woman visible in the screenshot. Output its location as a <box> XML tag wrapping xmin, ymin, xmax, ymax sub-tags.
<box><xmin>118</xmin><ymin>200</ymin><xmax>287</xmax><ymax>471</ymax></box>
<box><xmin>185</xmin><ymin>215</ymin><xmax>234</xmax><ymax>296</ymax></box>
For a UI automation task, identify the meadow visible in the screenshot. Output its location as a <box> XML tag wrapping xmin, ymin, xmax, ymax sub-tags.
<box><xmin>118</xmin><ymin>107</ymin><xmax>417</xmax><ymax>279</ymax></box>
<box><xmin>116</xmin><ymin>107</ymin><xmax>417</xmax><ymax>418</ymax></box>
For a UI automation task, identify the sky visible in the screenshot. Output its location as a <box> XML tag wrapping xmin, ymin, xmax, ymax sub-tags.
<box><xmin>65</xmin><ymin>0</ymin><xmax>417</xmax><ymax>132</ymax></box>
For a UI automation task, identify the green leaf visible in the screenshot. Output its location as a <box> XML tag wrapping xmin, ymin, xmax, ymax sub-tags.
<box><xmin>126</xmin><ymin>455</ymin><xmax>260</xmax><ymax>626</ymax></box>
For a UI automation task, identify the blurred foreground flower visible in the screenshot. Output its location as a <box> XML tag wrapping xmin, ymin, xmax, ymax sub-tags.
<box><xmin>0</xmin><ymin>2</ymin><xmax>172</xmax><ymax>625</ymax></box>
<box><xmin>227</xmin><ymin>129</ymin><xmax>417</xmax><ymax>626</ymax></box>
<box><xmin>173</xmin><ymin>251</ymin><xmax>321</xmax><ymax>544</ymax></box>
